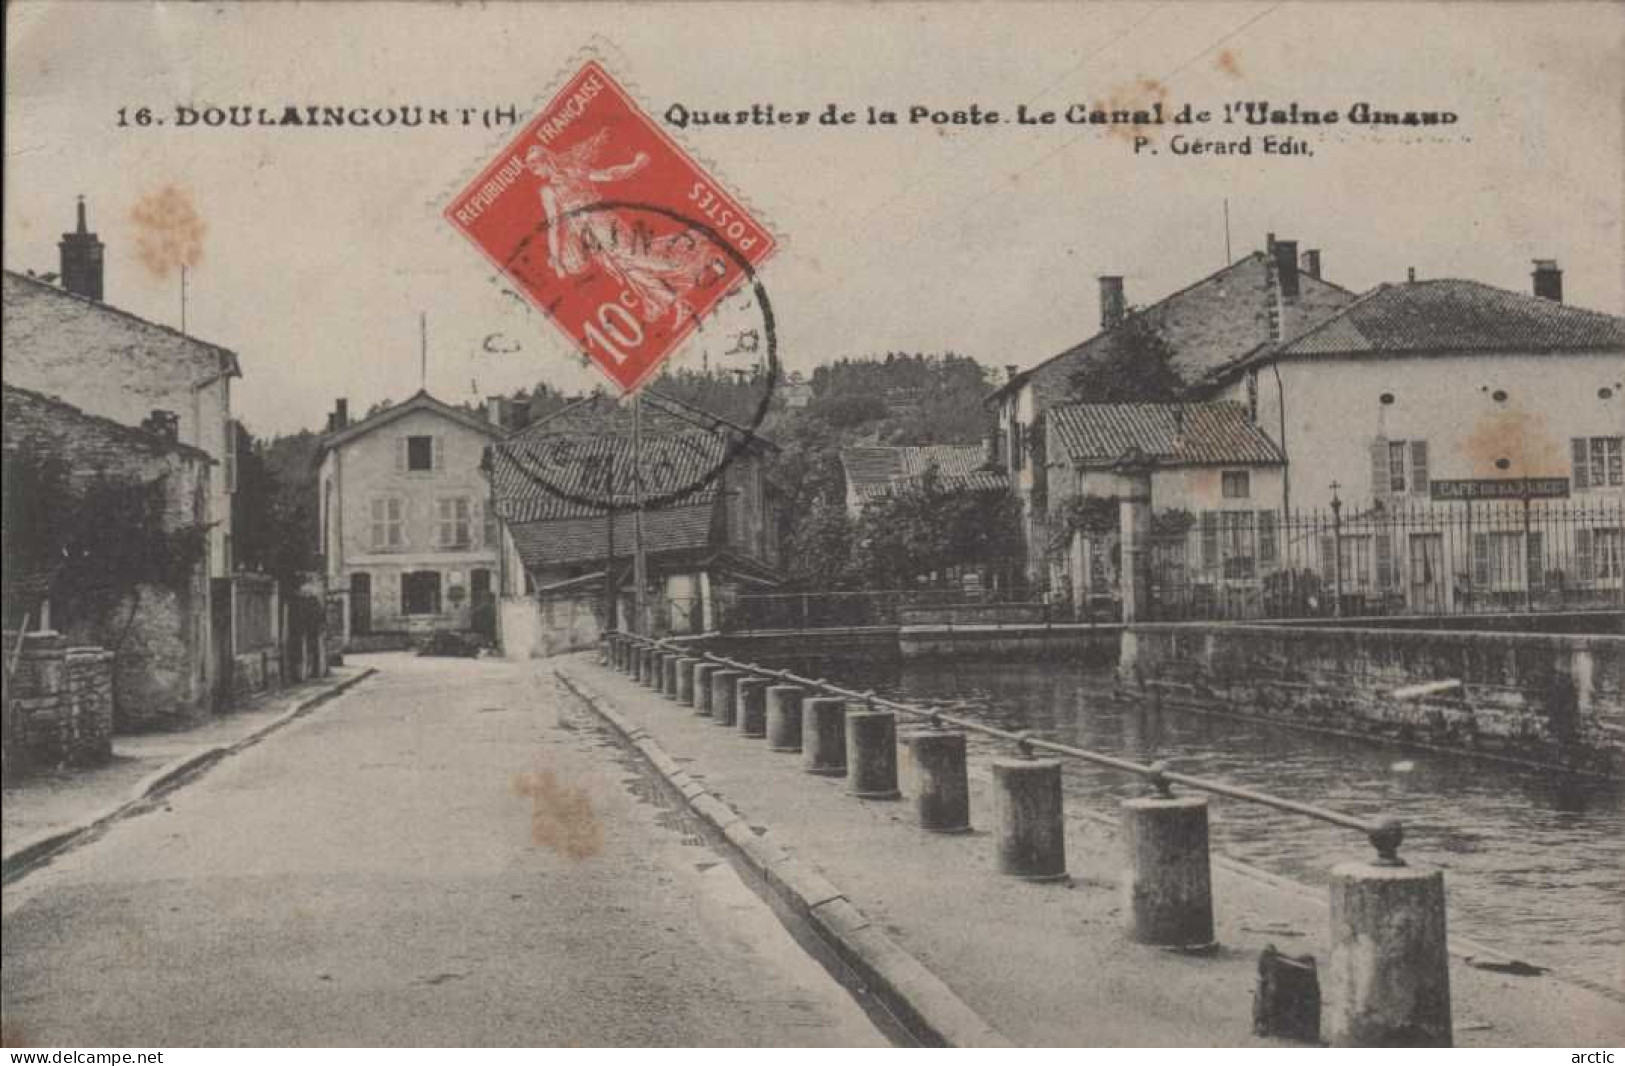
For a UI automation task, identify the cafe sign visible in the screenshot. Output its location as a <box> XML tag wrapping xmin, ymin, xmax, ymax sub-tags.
<box><xmin>1429</xmin><ymin>477</ymin><xmax>1570</xmax><ymax>501</ymax></box>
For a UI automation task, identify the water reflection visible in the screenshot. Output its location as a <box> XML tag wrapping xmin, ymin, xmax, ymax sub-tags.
<box><xmin>765</xmin><ymin>652</ymin><xmax>1625</xmax><ymax>994</ymax></box>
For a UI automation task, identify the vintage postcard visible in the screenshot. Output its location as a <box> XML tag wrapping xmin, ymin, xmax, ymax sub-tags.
<box><xmin>3</xmin><ymin>0</ymin><xmax>1622</xmax><ymax>1053</ymax></box>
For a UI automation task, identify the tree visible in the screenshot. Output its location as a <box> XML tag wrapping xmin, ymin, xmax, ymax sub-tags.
<box><xmin>232</xmin><ymin>426</ymin><xmax>320</xmax><ymax>591</ymax></box>
<box><xmin>2</xmin><ymin>447</ymin><xmax>208</xmax><ymax>643</ymax></box>
<box><xmin>783</xmin><ymin>499</ymin><xmax>857</xmax><ymax>589</ymax></box>
<box><xmin>850</xmin><ymin>467</ymin><xmax>1021</xmax><ymax>589</ymax></box>
<box><xmin>1066</xmin><ymin>311</ymin><xmax>1184</xmax><ymax>403</ymax></box>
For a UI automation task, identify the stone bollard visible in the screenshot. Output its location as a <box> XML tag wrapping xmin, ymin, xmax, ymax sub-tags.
<box><xmin>1120</xmin><ymin>794</ymin><xmax>1214</xmax><ymax>949</ymax></box>
<box><xmin>1325</xmin><ymin>861</ymin><xmax>1452</xmax><ymax>1047</ymax></box>
<box><xmin>630</xmin><ymin>645</ymin><xmax>644</xmax><ymax>680</ymax></box>
<box><xmin>992</xmin><ymin>758</ymin><xmax>1067</xmax><ymax>881</ymax></box>
<box><xmin>693</xmin><ymin>662</ymin><xmax>718</xmax><ymax>715</ymax></box>
<box><xmin>845</xmin><ymin>709</ymin><xmax>901</xmax><ymax>799</ymax></box>
<box><xmin>621</xmin><ymin>640</ymin><xmax>635</xmax><ymax>675</ymax></box>
<box><xmin>736</xmin><ymin>677</ymin><xmax>769</xmax><ymax>737</ymax></box>
<box><xmin>677</xmin><ymin>658</ymin><xmax>699</xmax><ymax>705</ymax></box>
<box><xmin>765</xmin><ymin>686</ymin><xmax>804</xmax><ymax>752</ymax></box>
<box><xmin>656</xmin><ymin>652</ymin><xmax>673</xmax><ymax>691</ymax></box>
<box><xmin>663</xmin><ymin>654</ymin><xmax>680</xmax><ymax>699</ymax></box>
<box><xmin>710</xmin><ymin>670</ymin><xmax>743</xmax><ymax>727</ymax></box>
<box><xmin>642</xmin><ymin>651</ymin><xmax>660</xmax><ymax>688</ymax></box>
<box><xmin>802</xmin><ymin>697</ymin><xmax>848</xmax><ymax>776</ymax></box>
<box><xmin>903</xmin><ymin>730</ymin><xmax>970</xmax><ymax>833</ymax></box>
<box><xmin>598</xmin><ymin>636</ymin><xmax>610</xmax><ymax>665</ymax></box>
<box><xmin>611</xmin><ymin>637</ymin><xmax>625</xmax><ymax>672</ymax></box>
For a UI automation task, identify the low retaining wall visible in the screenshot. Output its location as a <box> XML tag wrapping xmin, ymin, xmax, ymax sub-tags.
<box><xmin>1122</xmin><ymin>623</ymin><xmax>1624</xmax><ymax>775</ymax></box>
<box><xmin>2</xmin><ymin>632</ymin><xmax>115</xmax><ymax>772</ymax></box>
<box><xmin>900</xmin><ymin>623</ymin><xmax>1122</xmax><ymax>659</ymax></box>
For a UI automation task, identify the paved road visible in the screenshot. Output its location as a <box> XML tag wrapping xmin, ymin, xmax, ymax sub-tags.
<box><xmin>2</xmin><ymin>654</ymin><xmax>887</xmax><ymax>1047</ymax></box>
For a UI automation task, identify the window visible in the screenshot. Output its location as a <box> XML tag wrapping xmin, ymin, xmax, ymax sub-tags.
<box><xmin>407</xmin><ymin>435</ymin><xmax>435</xmax><ymax>472</ymax></box>
<box><xmin>1380</xmin><ymin>440</ymin><xmax>1429</xmax><ymax>495</ymax></box>
<box><xmin>1578</xmin><ymin>528</ymin><xmax>1623</xmax><ymax>583</ymax></box>
<box><xmin>370</xmin><ymin>496</ymin><xmax>405</xmax><ymax>550</ymax></box>
<box><xmin>1572</xmin><ymin>437</ymin><xmax>1623</xmax><ymax>489</ymax></box>
<box><xmin>1257</xmin><ymin>510</ymin><xmax>1278</xmax><ymax>566</ymax></box>
<box><xmin>402</xmin><ymin>571</ymin><xmax>442</xmax><ymax>615</ymax></box>
<box><xmin>1221</xmin><ymin>470</ymin><xmax>1250</xmax><ymax>499</ymax></box>
<box><xmin>436</xmin><ymin>496</ymin><xmax>472</xmax><ymax>549</ymax></box>
<box><xmin>1220</xmin><ymin>510</ymin><xmax>1256</xmax><ymax>579</ymax></box>
<box><xmin>1472</xmin><ymin>532</ymin><xmax>1526</xmax><ymax>589</ymax></box>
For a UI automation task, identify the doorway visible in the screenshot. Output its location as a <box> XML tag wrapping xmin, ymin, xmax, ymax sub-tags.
<box><xmin>350</xmin><ymin>572</ymin><xmax>372</xmax><ymax>635</ymax></box>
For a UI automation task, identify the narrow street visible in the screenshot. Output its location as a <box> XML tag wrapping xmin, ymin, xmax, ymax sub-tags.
<box><xmin>1</xmin><ymin>655</ymin><xmax>888</xmax><ymax>1047</ymax></box>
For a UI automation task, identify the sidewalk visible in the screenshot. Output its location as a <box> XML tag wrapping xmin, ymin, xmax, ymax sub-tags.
<box><xmin>555</xmin><ymin>653</ymin><xmax>1625</xmax><ymax>1048</ymax></box>
<box><xmin>3</xmin><ymin>664</ymin><xmax>373</xmax><ymax>878</ymax></box>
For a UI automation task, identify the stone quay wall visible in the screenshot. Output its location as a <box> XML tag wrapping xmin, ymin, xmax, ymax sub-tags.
<box><xmin>1122</xmin><ymin>623</ymin><xmax>1624</xmax><ymax>775</ymax></box>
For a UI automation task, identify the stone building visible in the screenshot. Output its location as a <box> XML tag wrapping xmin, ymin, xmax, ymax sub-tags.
<box><xmin>2</xmin><ymin>201</ymin><xmax>241</xmax><ymax>578</ymax></box>
<box><xmin>2</xmin><ymin>384</ymin><xmax>216</xmax><ymax>729</ymax></box>
<box><xmin>986</xmin><ymin>235</ymin><xmax>1355</xmax><ymax>590</ymax></box>
<box><xmin>1042</xmin><ymin>402</ymin><xmax>1286</xmax><ymax>612</ymax></box>
<box><xmin>316</xmin><ymin>391</ymin><xmax>504</xmax><ymax>645</ymax></box>
<box><xmin>488</xmin><ymin>391</ymin><xmax>782</xmax><ymax>649</ymax></box>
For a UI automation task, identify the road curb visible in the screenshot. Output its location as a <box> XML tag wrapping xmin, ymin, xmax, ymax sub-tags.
<box><xmin>2</xmin><ymin>668</ymin><xmax>376</xmax><ymax>883</ymax></box>
<box><xmin>554</xmin><ymin>666</ymin><xmax>1013</xmax><ymax>1049</ymax></box>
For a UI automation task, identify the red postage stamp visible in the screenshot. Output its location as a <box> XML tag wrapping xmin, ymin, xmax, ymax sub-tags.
<box><xmin>444</xmin><ymin>60</ymin><xmax>777</xmax><ymax>393</ymax></box>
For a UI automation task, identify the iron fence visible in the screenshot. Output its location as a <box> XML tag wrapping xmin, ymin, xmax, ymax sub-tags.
<box><xmin>1147</xmin><ymin>499</ymin><xmax>1625</xmax><ymax>621</ymax></box>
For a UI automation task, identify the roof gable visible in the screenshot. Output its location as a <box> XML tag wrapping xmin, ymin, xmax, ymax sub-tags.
<box><xmin>318</xmin><ymin>390</ymin><xmax>503</xmax><ymax>454</ymax></box>
<box><xmin>1048</xmin><ymin>401</ymin><xmax>1284</xmax><ymax>467</ymax></box>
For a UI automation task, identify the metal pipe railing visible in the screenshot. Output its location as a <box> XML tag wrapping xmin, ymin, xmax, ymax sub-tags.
<box><xmin>612</xmin><ymin>631</ymin><xmax>1404</xmax><ymax>864</ymax></box>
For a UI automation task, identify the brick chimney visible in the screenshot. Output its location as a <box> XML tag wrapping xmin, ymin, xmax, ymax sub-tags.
<box><xmin>1098</xmin><ymin>275</ymin><xmax>1126</xmax><ymax>331</ymax></box>
<box><xmin>486</xmin><ymin>395</ymin><xmax>506</xmax><ymax>428</ymax></box>
<box><xmin>1270</xmin><ymin>236</ymin><xmax>1300</xmax><ymax>300</ymax></box>
<box><xmin>59</xmin><ymin>196</ymin><xmax>104</xmax><ymax>302</ymax></box>
<box><xmin>1300</xmin><ymin>248</ymin><xmax>1322</xmax><ymax>281</ymax></box>
<box><xmin>1004</xmin><ymin>365</ymin><xmax>1019</xmax><ymax>383</ymax></box>
<box><xmin>331</xmin><ymin>398</ymin><xmax>349</xmax><ymax>432</ymax></box>
<box><xmin>1531</xmin><ymin>259</ymin><xmax>1563</xmax><ymax>303</ymax></box>
<box><xmin>142</xmin><ymin>409</ymin><xmax>180</xmax><ymax>442</ymax></box>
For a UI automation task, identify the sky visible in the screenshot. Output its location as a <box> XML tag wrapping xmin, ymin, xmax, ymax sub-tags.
<box><xmin>6</xmin><ymin>1</ymin><xmax>1622</xmax><ymax>435</ymax></box>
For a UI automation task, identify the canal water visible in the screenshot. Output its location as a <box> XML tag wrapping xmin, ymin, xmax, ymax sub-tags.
<box><xmin>760</xmin><ymin>649</ymin><xmax>1625</xmax><ymax>995</ymax></box>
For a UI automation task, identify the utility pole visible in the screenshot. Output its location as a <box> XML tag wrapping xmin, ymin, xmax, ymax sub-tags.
<box><xmin>632</xmin><ymin>393</ymin><xmax>648</xmax><ymax>635</ymax></box>
<box><xmin>604</xmin><ymin>449</ymin><xmax>618</xmax><ymax>632</ymax></box>
<box><xmin>420</xmin><ymin>312</ymin><xmax>428</xmax><ymax>390</ymax></box>
<box><xmin>1223</xmin><ymin>198</ymin><xmax>1233</xmax><ymax>265</ymax></box>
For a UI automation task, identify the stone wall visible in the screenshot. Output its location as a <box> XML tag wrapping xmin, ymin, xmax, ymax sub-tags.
<box><xmin>1122</xmin><ymin>623</ymin><xmax>1625</xmax><ymax>774</ymax></box>
<box><xmin>499</xmin><ymin>593</ymin><xmax>603</xmax><ymax>659</ymax></box>
<box><xmin>1</xmin><ymin>631</ymin><xmax>115</xmax><ymax>772</ymax></box>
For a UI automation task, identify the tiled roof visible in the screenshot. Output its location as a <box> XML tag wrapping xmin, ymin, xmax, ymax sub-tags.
<box><xmin>491</xmin><ymin>390</ymin><xmax>774</xmax><ymax>530</ymax></box>
<box><xmin>1048</xmin><ymin>401</ymin><xmax>1285</xmax><ymax>467</ymax></box>
<box><xmin>842</xmin><ymin>444</ymin><xmax>1006</xmax><ymax>499</ymax></box>
<box><xmin>1273</xmin><ymin>280</ymin><xmax>1625</xmax><ymax>357</ymax></box>
<box><xmin>507</xmin><ymin>505</ymin><xmax>715</xmax><ymax>569</ymax></box>
<box><xmin>3</xmin><ymin>384</ymin><xmax>215</xmax><ymax>464</ymax></box>
<box><xmin>989</xmin><ymin>251</ymin><xmax>1357</xmax><ymax>401</ymax></box>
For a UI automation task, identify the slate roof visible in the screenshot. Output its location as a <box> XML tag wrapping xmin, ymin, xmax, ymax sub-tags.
<box><xmin>1047</xmin><ymin>402</ymin><xmax>1285</xmax><ymax>467</ymax></box>
<box><xmin>841</xmin><ymin>444</ymin><xmax>1006</xmax><ymax>500</ymax></box>
<box><xmin>1268</xmin><ymin>279</ymin><xmax>1625</xmax><ymax>358</ymax></box>
<box><xmin>988</xmin><ymin>251</ymin><xmax>1356</xmax><ymax>403</ymax></box>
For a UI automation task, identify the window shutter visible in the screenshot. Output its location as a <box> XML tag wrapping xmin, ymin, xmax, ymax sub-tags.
<box><xmin>471</xmin><ymin>498</ymin><xmax>484</xmax><ymax>549</ymax></box>
<box><xmin>396</xmin><ymin>438</ymin><xmax>408</xmax><ymax>473</ymax></box>
<box><xmin>1200</xmin><ymin>512</ymin><xmax>1219</xmax><ymax>571</ymax></box>
<box><xmin>433</xmin><ymin>436</ymin><xmax>444</xmax><ymax>471</ymax></box>
<box><xmin>1572</xmin><ymin>438</ymin><xmax>1589</xmax><ymax>490</ymax></box>
<box><xmin>1370</xmin><ymin>436</ymin><xmax>1390</xmax><ymax>502</ymax></box>
<box><xmin>1472</xmin><ymin>533</ymin><xmax>1490</xmax><ymax>586</ymax></box>
<box><xmin>1410</xmin><ymin>441</ymin><xmax>1429</xmax><ymax>496</ymax></box>
<box><xmin>1575</xmin><ymin>529</ymin><xmax>1593</xmax><ymax>582</ymax></box>
<box><xmin>1375</xmin><ymin>534</ymin><xmax>1394</xmax><ymax>589</ymax></box>
<box><xmin>1526</xmin><ymin>531</ymin><xmax>1544</xmax><ymax>589</ymax></box>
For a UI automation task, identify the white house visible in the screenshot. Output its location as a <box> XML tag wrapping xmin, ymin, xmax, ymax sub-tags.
<box><xmin>316</xmin><ymin>391</ymin><xmax>504</xmax><ymax>644</ymax></box>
